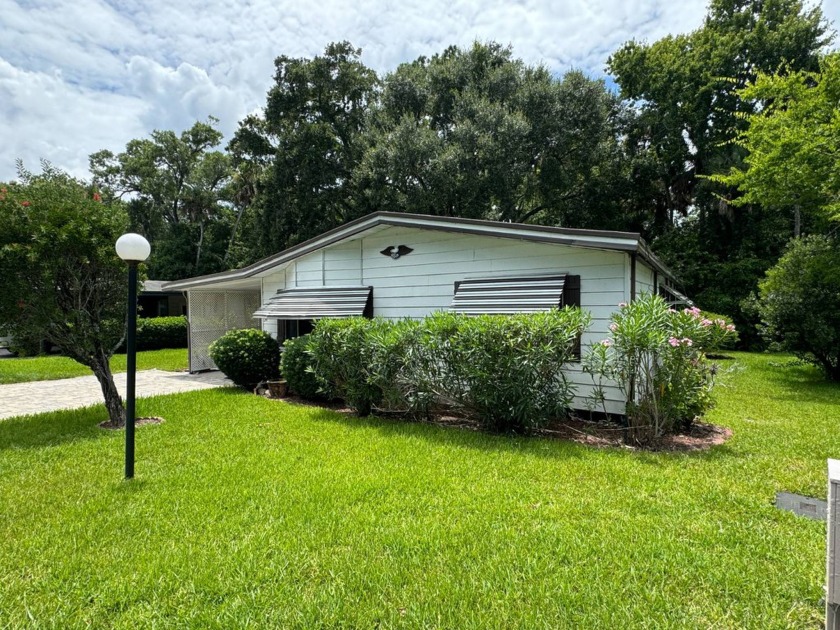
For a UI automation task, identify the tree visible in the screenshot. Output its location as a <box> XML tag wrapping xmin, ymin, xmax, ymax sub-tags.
<box><xmin>712</xmin><ymin>52</ymin><xmax>840</xmax><ymax>225</ymax></box>
<box><xmin>358</xmin><ymin>43</ymin><xmax>625</xmax><ymax>228</ymax></box>
<box><xmin>609</xmin><ymin>0</ymin><xmax>829</xmax><ymax>231</ymax></box>
<box><xmin>90</xmin><ymin>118</ymin><xmax>234</xmax><ymax>279</ymax></box>
<box><xmin>608</xmin><ymin>0</ymin><xmax>831</xmax><ymax>338</ymax></box>
<box><xmin>756</xmin><ymin>234</ymin><xmax>840</xmax><ymax>380</ymax></box>
<box><xmin>229</xmin><ymin>42</ymin><xmax>379</xmax><ymax>258</ymax></box>
<box><xmin>0</xmin><ymin>163</ymin><xmax>132</xmax><ymax>423</ymax></box>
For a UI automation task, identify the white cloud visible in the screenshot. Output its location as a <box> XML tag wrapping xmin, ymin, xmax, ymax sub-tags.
<box><xmin>0</xmin><ymin>0</ymin><xmax>836</xmax><ymax>181</ymax></box>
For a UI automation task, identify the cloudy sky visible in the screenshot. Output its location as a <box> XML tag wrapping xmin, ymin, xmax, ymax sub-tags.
<box><xmin>0</xmin><ymin>0</ymin><xmax>836</xmax><ymax>182</ymax></box>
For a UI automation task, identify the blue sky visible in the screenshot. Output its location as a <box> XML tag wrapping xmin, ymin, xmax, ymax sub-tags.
<box><xmin>0</xmin><ymin>0</ymin><xmax>836</xmax><ymax>182</ymax></box>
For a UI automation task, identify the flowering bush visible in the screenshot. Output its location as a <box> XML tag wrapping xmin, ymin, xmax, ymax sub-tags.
<box><xmin>583</xmin><ymin>294</ymin><xmax>737</xmax><ymax>443</ymax></box>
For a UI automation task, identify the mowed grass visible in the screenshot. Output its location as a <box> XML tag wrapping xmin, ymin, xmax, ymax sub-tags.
<box><xmin>0</xmin><ymin>348</ymin><xmax>188</xmax><ymax>384</ymax></box>
<box><xmin>0</xmin><ymin>353</ymin><xmax>836</xmax><ymax>628</ymax></box>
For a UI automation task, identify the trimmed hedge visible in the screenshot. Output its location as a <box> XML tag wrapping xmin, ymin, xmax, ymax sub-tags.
<box><xmin>308</xmin><ymin>309</ymin><xmax>590</xmax><ymax>432</ymax></box>
<box><xmin>208</xmin><ymin>329</ymin><xmax>280</xmax><ymax>389</ymax></box>
<box><xmin>280</xmin><ymin>334</ymin><xmax>322</xmax><ymax>400</ymax></box>
<box><xmin>136</xmin><ymin>316</ymin><xmax>188</xmax><ymax>351</ymax></box>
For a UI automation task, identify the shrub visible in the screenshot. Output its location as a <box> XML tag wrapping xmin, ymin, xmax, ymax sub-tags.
<box><xmin>280</xmin><ymin>334</ymin><xmax>322</xmax><ymax>400</ymax></box>
<box><xmin>583</xmin><ymin>294</ymin><xmax>737</xmax><ymax>443</ymax></box>
<box><xmin>135</xmin><ymin>316</ymin><xmax>188</xmax><ymax>350</ymax></box>
<box><xmin>695</xmin><ymin>311</ymin><xmax>738</xmax><ymax>351</ymax></box>
<box><xmin>208</xmin><ymin>328</ymin><xmax>280</xmax><ymax>389</ymax></box>
<box><xmin>428</xmin><ymin>309</ymin><xmax>590</xmax><ymax>432</ymax></box>
<box><xmin>308</xmin><ymin>318</ymin><xmax>382</xmax><ymax>416</ymax></box>
<box><xmin>757</xmin><ymin>235</ymin><xmax>840</xmax><ymax>381</ymax></box>
<box><xmin>309</xmin><ymin>309</ymin><xmax>590</xmax><ymax>432</ymax></box>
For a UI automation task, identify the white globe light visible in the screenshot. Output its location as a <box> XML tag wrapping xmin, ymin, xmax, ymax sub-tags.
<box><xmin>115</xmin><ymin>233</ymin><xmax>151</xmax><ymax>262</ymax></box>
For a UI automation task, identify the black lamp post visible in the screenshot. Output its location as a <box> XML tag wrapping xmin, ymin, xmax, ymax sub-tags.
<box><xmin>115</xmin><ymin>233</ymin><xmax>151</xmax><ymax>479</ymax></box>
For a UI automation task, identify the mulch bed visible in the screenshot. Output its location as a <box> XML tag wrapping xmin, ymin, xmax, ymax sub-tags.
<box><xmin>98</xmin><ymin>417</ymin><xmax>165</xmax><ymax>430</ymax></box>
<box><xmin>266</xmin><ymin>393</ymin><xmax>731</xmax><ymax>452</ymax></box>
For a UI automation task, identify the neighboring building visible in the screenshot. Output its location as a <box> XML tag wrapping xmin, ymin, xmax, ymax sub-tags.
<box><xmin>140</xmin><ymin>281</ymin><xmax>187</xmax><ymax>318</ymax></box>
<box><xmin>163</xmin><ymin>211</ymin><xmax>685</xmax><ymax>415</ymax></box>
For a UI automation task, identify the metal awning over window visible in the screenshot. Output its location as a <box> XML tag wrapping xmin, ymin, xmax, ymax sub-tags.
<box><xmin>254</xmin><ymin>286</ymin><xmax>373</xmax><ymax>319</ymax></box>
<box><xmin>450</xmin><ymin>275</ymin><xmax>568</xmax><ymax>315</ymax></box>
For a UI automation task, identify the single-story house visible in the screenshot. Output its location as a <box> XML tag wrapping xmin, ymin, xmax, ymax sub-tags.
<box><xmin>163</xmin><ymin>211</ymin><xmax>688</xmax><ymax>415</ymax></box>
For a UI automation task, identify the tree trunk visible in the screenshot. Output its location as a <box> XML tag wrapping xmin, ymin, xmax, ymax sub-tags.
<box><xmin>90</xmin><ymin>350</ymin><xmax>125</xmax><ymax>425</ymax></box>
<box><xmin>195</xmin><ymin>220</ymin><xmax>205</xmax><ymax>270</ymax></box>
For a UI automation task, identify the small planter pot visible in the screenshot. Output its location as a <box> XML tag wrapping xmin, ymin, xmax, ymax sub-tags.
<box><xmin>266</xmin><ymin>379</ymin><xmax>288</xmax><ymax>398</ymax></box>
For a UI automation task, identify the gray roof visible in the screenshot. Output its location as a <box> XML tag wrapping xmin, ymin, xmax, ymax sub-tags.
<box><xmin>163</xmin><ymin>211</ymin><xmax>677</xmax><ymax>291</ymax></box>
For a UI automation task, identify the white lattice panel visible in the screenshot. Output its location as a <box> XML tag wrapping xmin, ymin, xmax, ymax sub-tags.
<box><xmin>188</xmin><ymin>290</ymin><xmax>261</xmax><ymax>371</ymax></box>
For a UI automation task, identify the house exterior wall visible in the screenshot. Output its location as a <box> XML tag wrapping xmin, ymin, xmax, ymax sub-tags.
<box><xmin>259</xmin><ymin>225</ymin><xmax>629</xmax><ymax>414</ymax></box>
<box><xmin>635</xmin><ymin>261</ymin><xmax>655</xmax><ymax>296</ymax></box>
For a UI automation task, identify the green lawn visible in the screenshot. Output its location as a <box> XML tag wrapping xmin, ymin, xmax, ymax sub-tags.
<box><xmin>0</xmin><ymin>352</ymin><xmax>836</xmax><ymax>628</ymax></box>
<box><xmin>0</xmin><ymin>348</ymin><xmax>188</xmax><ymax>384</ymax></box>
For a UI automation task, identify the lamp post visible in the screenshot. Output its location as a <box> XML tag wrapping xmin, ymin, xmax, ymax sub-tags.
<box><xmin>115</xmin><ymin>233</ymin><xmax>151</xmax><ymax>479</ymax></box>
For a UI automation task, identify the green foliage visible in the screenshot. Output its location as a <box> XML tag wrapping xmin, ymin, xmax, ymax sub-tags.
<box><xmin>309</xmin><ymin>309</ymin><xmax>590</xmax><ymax>432</ymax></box>
<box><xmin>135</xmin><ymin>316</ymin><xmax>188</xmax><ymax>351</ymax></box>
<box><xmin>0</xmin><ymin>162</ymin><xmax>130</xmax><ymax>423</ymax></box>
<box><xmin>610</xmin><ymin>0</ymin><xmax>830</xmax><ymax>343</ymax></box>
<box><xmin>583</xmin><ymin>294</ymin><xmax>737</xmax><ymax>442</ymax></box>
<box><xmin>208</xmin><ymin>329</ymin><xmax>280</xmax><ymax>389</ymax></box>
<box><xmin>308</xmin><ymin>318</ymin><xmax>382</xmax><ymax>415</ymax></box>
<box><xmin>757</xmin><ymin>235</ymin><xmax>840</xmax><ymax>380</ymax></box>
<box><xmin>279</xmin><ymin>334</ymin><xmax>322</xmax><ymax>400</ymax></box>
<box><xmin>697</xmin><ymin>311</ymin><xmax>739</xmax><ymax>350</ymax></box>
<box><xmin>359</xmin><ymin>44</ymin><xmax>624</xmax><ymax>228</ymax></box>
<box><xmin>90</xmin><ymin>118</ymin><xmax>237</xmax><ymax>279</ymax></box>
<box><xmin>229</xmin><ymin>42</ymin><xmax>379</xmax><ymax>259</ymax></box>
<box><xmin>712</xmin><ymin>52</ymin><xmax>840</xmax><ymax>222</ymax></box>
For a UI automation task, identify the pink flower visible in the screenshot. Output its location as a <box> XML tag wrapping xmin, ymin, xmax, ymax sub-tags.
<box><xmin>726</xmin><ymin>324</ymin><xmax>736</xmax><ymax>332</ymax></box>
<box><xmin>609</xmin><ymin>323</ymin><xmax>618</xmax><ymax>332</ymax></box>
<box><xmin>618</xmin><ymin>302</ymin><xmax>627</xmax><ymax>308</ymax></box>
<box><xmin>668</xmin><ymin>337</ymin><xmax>680</xmax><ymax>347</ymax></box>
<box><xmin>701</xmin><ymin>318</ymin><xmax>713</xmax><ymax>326</ymax></box>
<box><xmin>601</xmin><ymin>339</ymin><xmax>613</xmax><ymax>347</ymax></box>
<box><xmin>21</xmin><ymin>201</ymin><xmax>30</xmax><ymax>207</ymax></box>
<box><xmin>715</xmin><ymin>319</ymin><xmax>726</xmax><ymax>327</ymax></box>
<box><xmin>668</xmin><ymin>308</ymin><xmax>677</xmax><ymax>313</ymax></box>
<box><xmin>682</xmin><ymin>338</ymin><xmax>693</xmax><ymax>347</ymax></box>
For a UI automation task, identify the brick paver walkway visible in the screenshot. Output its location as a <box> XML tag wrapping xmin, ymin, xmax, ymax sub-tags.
<box><xmin>0</xmin><ymin>369</ymin><xmax>229</xmax><ymax>420</ymax></box>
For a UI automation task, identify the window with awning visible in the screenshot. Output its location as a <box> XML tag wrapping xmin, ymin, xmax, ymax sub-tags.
<box><xmin>450</xmin><ymin>275</ymin><xmax>579</xmax><ymax>315</ymax></box>
<box><xmin>253</xmin><ymin>286</ymin><xmax>373</xmax><ymax>319</ymax></box>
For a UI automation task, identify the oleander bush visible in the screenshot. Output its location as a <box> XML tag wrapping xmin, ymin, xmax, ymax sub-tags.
<box><xmin>136</xmin><ymin>316</ymin><xmax>188</xmax><ymax>350</ymax></box>
<box><xmin>308</xmin><ymin>308</ymin><xmax>591</xmax><ymax>432</ymax></box>
<box><xmin>583</xmin><ymin>294</ymin><xmax>737</xmax><ymax>443</ymax></box>
<box><xmin>280</xmin><ymin>334</ymin><xmax>322</xmax><ymax>400</ymax></box>
<box><xmin>308</xmin><ymin>318</ymin><xmax>382</xmax><ymax>416</ymax></box>
<box><xmin>208</xmin><ymin>328</ymin><xmax>280</xmax><ymax>389</ymax></box>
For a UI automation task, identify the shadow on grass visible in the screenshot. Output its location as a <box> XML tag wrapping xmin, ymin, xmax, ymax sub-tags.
<box><xmin>300</xmin><ymin>405</ymin><xmax>740</xmax><ymax>463</ymax></box>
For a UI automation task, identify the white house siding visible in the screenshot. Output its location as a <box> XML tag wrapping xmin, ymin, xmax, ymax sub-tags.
<box><xmin>259</xmin><ymin>225</ymin><xmax>628</xmax><ymax>414</ymax></box>
<box><xmin>636</xmin><ymin>262</ymin><xmax>655</xmax><ymax>296</ymax></box>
